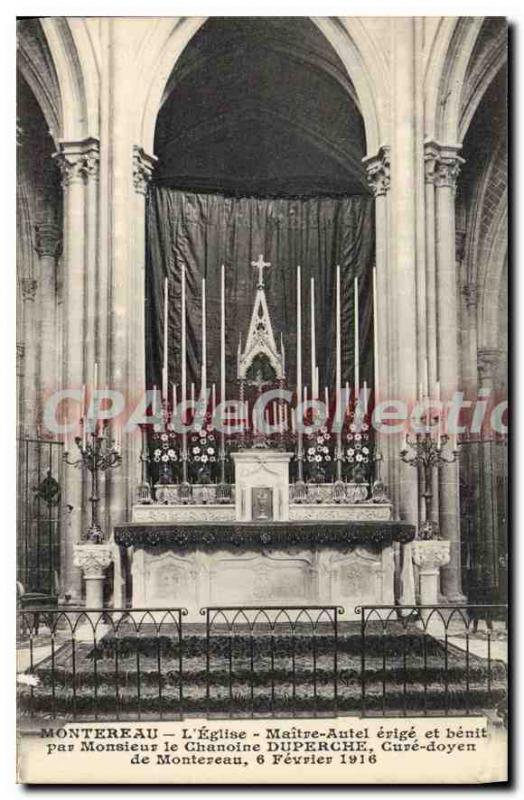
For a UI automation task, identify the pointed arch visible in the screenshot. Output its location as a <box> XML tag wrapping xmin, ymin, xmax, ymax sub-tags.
<box><xmin>137</xmin><ymin>17</ymin><xmax>385</xmax><ymax>157</ymax></box>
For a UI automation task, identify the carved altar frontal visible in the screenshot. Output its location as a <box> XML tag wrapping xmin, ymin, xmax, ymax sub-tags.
<box><xmin>115</xmin><ymin>517</ymin><xmax>414</xmax><ymax>620</ymax></box>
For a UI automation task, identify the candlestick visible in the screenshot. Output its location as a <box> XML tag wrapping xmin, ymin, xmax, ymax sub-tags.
<box><xmin>296</xmin><ymin>265</ymin><xmax>302</xmax><ymax>402</ymax></box>
<box><xmin>162</xmin><ymin>367</ymin><xmax>168</xmax><ymax>403</ymax></box>
<box><xmin>220</xmin><ymin>265</ymin><xmax>226</xmax><ymax>407</ymax></box>
<box><xmin>201</xmin><ymin>277</ymin><xmax>207</xmax><ymax>397</ymax></box>
<box><xmin>152</xmin><ymin>384</ymin><xmax>157</xmax><ymax>417</ymax></box>
<box><xmin>310</xmin><ymin>277</ymin><xmax>316</xmax><ymax>399</ymax></box>
<box><xmin>163</xmin><ymin>277</ymin><xmax>168</xmax><ymax>400</ymax></box>
<box><xmin>354</xmin><ymin>275</ymin><xmax>359</xmax><ymax>395</ymax></box>
<box><xmin>180</xmin><ymin>265</ymin><xmax>186</xmax><ymax>398</ymax></box>
<box><xmin>336</xmin><ymin>265</ymin><xmax>341</xmax><ymax>422</ymax></box>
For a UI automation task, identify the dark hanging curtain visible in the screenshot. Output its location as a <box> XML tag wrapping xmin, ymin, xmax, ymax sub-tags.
<box><xmin>145</xmin><ymin>187</ymin><xmax>375</xmax><ymax>400</ymax></box>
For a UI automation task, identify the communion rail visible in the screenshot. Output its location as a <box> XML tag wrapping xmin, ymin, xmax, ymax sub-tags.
<box><xmin>357</xmin><ymin>604</ymin><xmax>508</xmax><ymax>719</ymax></box>
<box><xmin>17</xmin><ymin>604</ymin><xmax>507</xmax><ymax>722</ymax></box>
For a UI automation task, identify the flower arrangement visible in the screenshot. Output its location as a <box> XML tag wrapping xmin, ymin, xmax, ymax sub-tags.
<box><xmin>305</xmin><ymin>425</ymin><xmax>333</xmax><ymax>482</ymax></box>
<box><xmin>189</xmin><ymin>425</ymin><xmax>217</xmax><ymax>482</ymax></box>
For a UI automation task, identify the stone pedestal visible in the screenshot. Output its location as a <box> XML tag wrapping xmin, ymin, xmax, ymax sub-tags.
<box><xmin>231</xmin><ymin>451</ymin><xmax>293</xmax><ymax>521</ymax></box>
<box><xmin>412</xmin><ymin>539</ymin><xmax>451</xmax><ymax>608</ymax></box>
<box><xmin>73</xmin><ymin>544</ymin><xmax>114</xmax><ymax>614</ymax></box>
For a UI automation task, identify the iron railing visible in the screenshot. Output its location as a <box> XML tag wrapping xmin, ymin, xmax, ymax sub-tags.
<box><xmin>201</xmin><ymin>605</ymin><xmax>343</xmax><ymax>718</ymax></box>
<box><xmin>17</xmin><ymin>607</ymin><xmax>187</xmax><ymax>720</ymax></box>
<box><xmin>357</xmin><ymin>604</ymin><xmax>508</xmax><ymax>718</ymax></box>
<box><xmin>17</xmin><ymin>603</ymin><xmax>508</xmax><ymax>722</ymax></box>
<box><xmin>17</xmin><ymin>437</ymin><xmax>64</xmax><ymax>598</ymax></box>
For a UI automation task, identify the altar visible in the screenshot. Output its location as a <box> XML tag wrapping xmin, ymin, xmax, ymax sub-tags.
<box><xmin>111</xmin><ymin>254</ymin><xmax>416</xmax><ymax>619</ymax></box>
<box><xmin>114</xmin><ymin>444</ymin><xmax>414</xmax><ymax>620</ymax></box>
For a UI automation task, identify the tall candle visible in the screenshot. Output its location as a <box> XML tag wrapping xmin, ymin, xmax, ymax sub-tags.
<box><xmin>363</xmin><ymin>380</ymin><xmax>368</xmax><ymax>415</ymax></box>
<box><xmin>152</xmin><ymin>384</ymin><xmax>157</xmax><ymax>417</ymax></box>
<box><xmin>162</xmin><ymin>367</ymin><xmax>167</xmax><ymax>404</ymax></box>
<box><xmin>181</xmin><ymin>265</ymin><xmax>186</xmax><ymax>406</ymax></box>
<box><xmin>201</xmin><ymin>277</ymin><xmax>207</xmax><ymax>398</ymax></box>
<box><xmin>163</xmin><ymin>277</ymin><xmax>168</xmax><ymax>400</ymax></box>
<box><xmin>94</xmin><ymin>362</ymin><xmax>98</xmax><ymax>393</ymax></box>
<box><xmin>280</xmin><ymin>332</ymin><xmax>285</xmax><ymax>375</ymax></box>
<box><xmin>172</xmin><ymin>383</ymin><xmax>177</xmax><ymax>414</ymax></box>
<box><xmin>324</xmin><ymin>385</ymin><xmax>329</xmax><ymax>411</ymax></box>
<box><xmin>296</xmin><ymin>266</ymin><xmax>302</xmax><ymax>405</ymax></box>
<box><xmin>373</xmin><ymin>266</ymin><xmax>379</xmax><ymax>403</ymax></box>
<box><xmin>354</xmin><ymin>275</ymin><xmax>359</xmax><ymax>395</ymax></box>
<box><xmin>336</xmin><ymin>265</ymin><xmax>341</xmax><ymax>422</ymax></box>
<box><xmin>315</xmin><ymin>367</ymin><xmax>319</xmax><ymax>404</ymax></box>
<box><xmin>310</xmin><ymin>277</ymin><xmax>316</xmax><ymax>399</ymax></box>
<box><xmin>211</xmin><ymin>383</ymin><xmax>216</xmax><ymax>415</ymax></box>
<box><xmin>220</xmin><ymin>264</ymin><xmax>226</xmax><ymax>413</ymax></box>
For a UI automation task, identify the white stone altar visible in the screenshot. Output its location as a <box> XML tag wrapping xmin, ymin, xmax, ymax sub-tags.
<box><xmin>115</xmin><ymin>450</ymin><xmax>412</xmax><ymax>620</ymax></box>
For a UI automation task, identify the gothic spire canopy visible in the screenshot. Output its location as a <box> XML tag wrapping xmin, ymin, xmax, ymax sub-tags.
<box><xmin>238</xmin><ymin>255</ymin><xmax>285</xmax><ymax>382</ymax></box>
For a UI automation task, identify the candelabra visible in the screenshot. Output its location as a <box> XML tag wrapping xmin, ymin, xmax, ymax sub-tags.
<box><xmin>64</xmin><ymin>420</ymin><xmax>122</xmax><ymax>542</ymax></box>
<box><xmin>400</xmin><ymin>426</ymin><xmax>458</xmax><ymax>539</ymax></box>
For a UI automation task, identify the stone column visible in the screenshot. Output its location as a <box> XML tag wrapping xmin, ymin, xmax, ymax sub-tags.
<box><xmin>54</xmin><ymin>142</ymin><xmax>88</xmax><ymax>601</ymax></box>
<box><xmin>132</xmin><ymin>146</ymin><xmax>156</xmax><ymax>480</ymax></box>
<box><xmin>81</xmin><ymin>140</ymin><xmax>100</xmax><ymax>384</ymax></box>
<box><xmin>34</xmin><ymin>221</ymin><xmax>62</xmax><ymax>428</ymax></box>
<box><xmin>477</xmin><ymin>348</ymin><xmax>502</xmax><ymax>591</ymax></box>
<box><xmin>432</xmin><ymin>143</ymin><xmax>466</xmax><ymax>602</ymax></box>
<box><xmin>21</xmin><ymin>278</ymin><xmax>38</xmax><ymax>435</ymax></box>
<box><xmin>412</xmin><ymin>540</ymin><xmax>451</xmax><ymax>611</ymax></box>
<box><xmin>363</xmin><ymin>146</ymin><xmax>392</xmax><ymax>492</ymax></box>
<box><xmin>390</xmin><ymin>19</ymin><xmax>419</xmax><ymax>532</ymax></box>
<box><xmin>16</xmin><ymin>343</ymin><xmax>25</xmax><ymax>437</ymax></box>
<box><xmin>388</xmin><ymin>19</ymin><xmax>420</xmax><ymax>606</ymax></box>
<box><xmin>73</xmin><ymin>543</ymin><xmax>114</xmax><ymax>625</ymax></box>
<box><xmin>461</xmin><ymin>282</ymin><xmax>479</xmax><ymax>398</ymax></box>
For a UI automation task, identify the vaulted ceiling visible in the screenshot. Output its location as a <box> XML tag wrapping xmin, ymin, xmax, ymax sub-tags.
<box><xmin>154</xmin><ymin>17</ymin><xmax>368</xmax><ymax>196</ymax></box>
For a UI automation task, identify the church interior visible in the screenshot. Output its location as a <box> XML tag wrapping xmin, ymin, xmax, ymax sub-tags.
<box><xmin>16</xmin><ymin>16</ymin><xmax>508</xmax><ymax>718</ymax></box>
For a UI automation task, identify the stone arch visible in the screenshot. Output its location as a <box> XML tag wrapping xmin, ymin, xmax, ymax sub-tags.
<box><xmin>17</xmin><ymin>18</ymin><xmax>62</xmax><ymax>146</ymax></box>
<box><xmin>424</xmin><ymin>17</ymin><xmax>484</xmax><ymax>144</ymax></box>
<box><xmin>37</xmin><ymin>17</ymin><xmax>100</xmax><ymax>141</ymax></box>
<box><xmin>137</xmin><ymin>16</ymin><xmax>385</xmax><ymax>156</ymax></box>
<box><xmin>477</xmin><ymin>197</ymin><xmax>507</xmax><ymax>352</ymax></box>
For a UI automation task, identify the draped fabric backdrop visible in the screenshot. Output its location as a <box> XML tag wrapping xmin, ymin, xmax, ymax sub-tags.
<box><xmin>146</xmin><ymin>188</ymin><xmax>375</xmax><ymax>403</ymax></box>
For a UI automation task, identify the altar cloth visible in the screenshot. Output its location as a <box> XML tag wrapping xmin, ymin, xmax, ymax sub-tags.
<box><xmin>114</xmin><ymin>519</ymin><xmax>415</xmax><ymax>551</ymax></box>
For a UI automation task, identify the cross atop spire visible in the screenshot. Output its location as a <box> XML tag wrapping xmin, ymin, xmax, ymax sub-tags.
<box><xmin>251</xmin><ymin>254</ymin><xmax>271</xmax><ymax>288</ymax></box>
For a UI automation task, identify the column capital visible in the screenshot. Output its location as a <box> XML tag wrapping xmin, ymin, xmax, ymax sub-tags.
<box><xmin>362</xmin><ymin>145</ymin><xmax>391</xmax><ymax>197</ymax></box>
<box><xmin>53</xmin><ymin>137</ymin><xmax>100</xmax><ymax>187</ymax></box>
<box><xmin>73</xmin><ymin>544</ymin><xmax>114</xmax><ymax>579</ymax></box>
<box><xmin>424</xmin><ymin>140</ymin><xmax>464</xmax><ymax>190</ymax></box>
<box><xmin>412</xmin><ymin>539</ymin><xmax>451</xmax><ymax>571</ymax></box>
<box><xmin>21</xmin><ymin>277</ymin><xmax>37</xmax><ymax>302</ymax></box>
<box><xmin>133</xmin><ymin>146</ymin><xmax>157</xmax><ymax>195</ymax></box>
<box><xmin>477</xmin><ymin>348</ymin><xmax>502</xmax><ymax>385</ymax></box>
<box><xmin>34</xmin><ymin>221</ymin><xmax>62</xmax><ymax>259</ymax></box>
